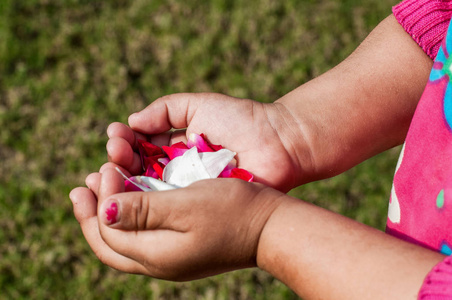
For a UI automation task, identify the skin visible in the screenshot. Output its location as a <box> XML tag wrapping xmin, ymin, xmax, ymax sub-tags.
<box><xmin>71</xmin><ymin>171</ymin><xmax>444</xmax><ymax>299</ymax></box>
<box><xmin>70</xmin><ymin>15</ymin><xmax>444</xmax><ymax>298</ymax></box>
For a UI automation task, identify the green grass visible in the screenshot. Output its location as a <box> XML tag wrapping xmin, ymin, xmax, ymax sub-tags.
<box><xmin>0</xmin><ymin>0</ymin><xmax>399</xmax><ymax>298</ymax></box>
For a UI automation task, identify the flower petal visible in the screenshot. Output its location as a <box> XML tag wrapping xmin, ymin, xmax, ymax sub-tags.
<box><xmin>229</xmin><ymin>168</ymin><xmax>254</xmax><ymax>182</ymax></box>
<box><xmin>116</xmin><ymin>167</ymin><xmax>178</xmax><ymax>191</ymax></box>
<box><xmin>143</xmin><ymin>165</ymin><xmax>160</xmax><ymax>179</ymax></box>
<box><xmin>125</xmin><ymin>178</ymin><xmax>148</xmax><ymax>192</ymax></box>
<box><xmin>204</xmin><ymin>135</ymin><xmax>222</xmax><ymax>151</ymax></box>
<box><xmin>218</xmin><ymin>159</ymin><xmax>237</xmax><ymax>177</ymax></box>
<box><xmin>163</xmin><ymin>147</ymin><xmax>211</xmax><ymax>187</ymax></box>
<box><xmin>162</xmin><ymin>142</ymin><xmax>189</xmax><ymax>160</ymax></box>
<box><xmin>137</xmin><ymin>176</ymin><xmax>178</xmax><ymax>191</ymax></box>
<box><xmin>116</xmin><ymin>168</ymin><xmax>152</xmax><ymax>192</ymax></box>
<box><xmin>143</xmin><ymin>157</ymin><xmax>165</xmax><ymax>179</ymax></box>
<box><xmin>158</xmin><ymin>157</ymin><xmax>170</xmax><ymax>165</ymax></box>
<box><xmin>187</xmin><ymin>133</ymin><xmax>222</xmax><ymax>152</ymax></box>
<box><xmin>137</xmin><ymin>139</ymin><xmax>164</xmax><ymax>156</ymax></box>
<box><xmin>137</xmin><ymin>139</ymin><xmax>165</xmax><ymax>171</ymax></box>
<box><xmin>199</xmin><ymin>149</ymin><xmax>236</xmax><ymax>178</ymax></box>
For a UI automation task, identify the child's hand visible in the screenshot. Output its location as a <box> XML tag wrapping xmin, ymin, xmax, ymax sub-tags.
<box><xmin>70</xmin><ymin>168</ymin><xmax>283</xmax><ymax>280</ymax></box>
<box><xmin>105</xmin><ymin>93</ymin><xmax>310</xmax><ymax>192</ymax></box>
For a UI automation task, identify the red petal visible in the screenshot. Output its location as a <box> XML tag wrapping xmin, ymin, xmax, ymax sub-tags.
<box><xmin>162</xmin><ymin>142</ymin><xmax>189</xmax><ymax>160</ymax></box>
<box><xmin>137</xmin><ymin>139</ymin><xmax>165</xmax><ymax>171</ymax></box>
<box><xmin>143</xmin><ymin>157</ymin><xmax>165</xmax><ymax>180</ymax></box>
<box><xmin>141</xmin><ymin>153</ymin><xmax>166</xmax><ymax>172</ymax></box>
<box><xmin>229</xmin><ymin>168</ymin><xmax>254</xmax><ymax>182</ymax></box>
<box><xmin>137</xmin><ymin>139</ymin><xmax>163</xmax><ymax>156</ymax></box>
<box><xmin>200</xmin><ymin>133</ymin><xmax>223</xmax><ymax>151</ymax></box>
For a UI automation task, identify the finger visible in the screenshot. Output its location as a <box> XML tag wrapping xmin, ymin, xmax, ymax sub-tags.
<box><xmin>107</xmin><ymin>122</ymin><xmax>136</xmax><ymax>146</ymax></box>
<box><xmin>168</xmin><ymin>129</ymin><xmax>188</xmax><ymax>145</ymax></box>
<box><xmin>70</xmin><ymin>187</ymin><xmax>98</xmax><ymax>222</ymax></box>
<box><xmin>85</xmin><ymin>172</ymin><xmax>101</xmax><ymax>197</ymax></box>
<box><xmin>98</xmin><ymin>168</ymin><xmax>125</xmax><ymax>206</ymax></box>
<box><xmin>69</xmin><ymin>187</ymin><xmax>148</xmax><ymax>274</ymax></box>
<box><xmin>97</xmin><ymin>168</ymin><xmax>127</xmax><ymax>229</ymax></box>
<box><xmin>99</xmin><ymin>162</ymin><xmax>132</xmax><ymax>175</ymax></box>
<box><xmin>128</xmin><ymin>93</ymin><xmax>205</xmax><ymax>134</ymax></box>
<box><xmin>106</xmin><ymin>136</ymin><xmax>142</xmax><ymax>174</ymax></box>
<box><xmin>107</xmin><ymin>122</ymin><xmax>148</xmax><ymax>149</ymax></box>
<box><xmin>148</xmin><ymin>129</ymin><xmax>188</xmax><ymax>148</ymax></box>
<box><xmin>98</xmin><ymin>190</ymin><xmax>181</xmax><ymax>231</ymax></box>
<box><xmin>97</xmin><ymin>190</ymin><xmax>193</xmax><ymax>276</ymax></box>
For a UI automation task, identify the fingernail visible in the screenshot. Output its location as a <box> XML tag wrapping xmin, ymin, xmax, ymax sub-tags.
<box><xmin>104</xmin><ymin>199</ymin><xmax>120</xmax><ymax>225</ymax></box>
<box><xmin>69</xmin><ymin>190</ymin><xmax>78</xmax><ymax>205</ymax></box>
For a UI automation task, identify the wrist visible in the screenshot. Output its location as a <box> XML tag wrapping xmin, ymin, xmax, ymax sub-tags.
<box><xmin>263</xmin><ymin>102</ymin><xmax>317</xmax><ymax>187</ymax></box>
<box><xmin>254</xmin><ymin>195</ymin><xmax>311</xmax><ymax>297</ymax></box>
<box><xmin>268</xmin><ymin>98</ymin><xmax>342</xmax><ymax>185</ymax></box>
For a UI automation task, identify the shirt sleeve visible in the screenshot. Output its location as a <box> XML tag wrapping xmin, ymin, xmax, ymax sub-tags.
<box><xmin>393</xmin><ymin>0</ymin><xmax>452</xmax><ymax>60</ymax></box>
<box><xmin>418</xmin><ymin>256</ymin><xmax>452</xmax><ymax>299</ymax></box>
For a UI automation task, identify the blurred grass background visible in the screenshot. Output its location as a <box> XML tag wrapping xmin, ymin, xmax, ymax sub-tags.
<box><xmin>0</xmin><ymin>0</ymin><xmax>402</xmax><ymax>298</ymax></box>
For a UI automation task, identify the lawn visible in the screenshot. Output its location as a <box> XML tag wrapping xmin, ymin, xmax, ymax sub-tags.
<box><xmin>0</xmin><ymin>0</ymin><xmax>400</xmax><ymax>298</ymax></box>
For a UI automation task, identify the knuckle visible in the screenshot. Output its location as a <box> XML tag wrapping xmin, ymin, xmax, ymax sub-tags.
<box><xmin>131</xmin><ymin>197</ymin><xmax>146</xmax><ymax>231</ymax></box>
<box><xmin>155</xmin><ymin>94</ymin><xmax>170</xmax><ymax>103</ymax></box>
<box><xmin>156</xmin><ymin>93</ymin><xmax>182</xmax><ymax>104</ymax></box>
<box><xmin>130</xmin><ymin>193</ymin><xmax>156</xmax><ymax>230</ymax></box>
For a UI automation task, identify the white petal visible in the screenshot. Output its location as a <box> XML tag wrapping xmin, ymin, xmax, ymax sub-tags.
<box><xmin>163</xmin><ymin>147</ymin><xmax>211</xmax><ymax>187</ymax></box>
<box><xmin>137</xmin><ymin>176</ymin><xmax>178</xmax><ymax>191</ymax></box>
<box><xmin>115</xmin><ymin>167</ymin><xmax>178</xmax><ymax>191</ymax></box>
<box><xmin>115</xmin><ymin>167</ymin><xmax>152</xmax><ymax>192</ymax></box>
<box><xmin>199</xmin><ymin>149</ymin><xmax>236</xmax><ymax>178</ymax></box>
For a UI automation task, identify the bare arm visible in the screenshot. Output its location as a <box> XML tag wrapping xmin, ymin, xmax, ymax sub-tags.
<box><xmin>104</xmin><ymin>16</ymin><xmax>433</xmax><ymax>192</ymax></box>
<box><xmin>272</xmin><ymin>15</ymin><xmax>433</xmax><ymax>182</ymax></box>
<box><xmin>71</xmin><ymin>172</ymin><xmax>444</xmax><ymax>299</ymax></box>
<box><xmin>257</xmin><ymin>194</ymin><xmax>444</xmax><ymax>299</ymax></box>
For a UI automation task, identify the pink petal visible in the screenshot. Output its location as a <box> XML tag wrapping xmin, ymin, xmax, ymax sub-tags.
<box><xmin>218</xmin><ymin>159</ymin><xmax>237</xmax><ymax>178</ymax></box>
<box><xmin>143</xmin><ymin>166</ymin><xmax>159</xmax><ymax>179</ymax></box>
<box><xmin>124</xmin><ymin>179</ymin><xmax>146</xmax><ymax>192</ymax></box>
<box><xmin>187</xmin><ymin>133</ymin><xmax>222</xmax><ymax>152</ymax></box>
<box><xmin>120</xmin><ymin>172</ymin><xmax>152</xmax><ymax>192</ymax></box>
<box><xmin>162</xmin><ymin>142</ymin><xmax>189</xmax><ymax>160</ymax></box>
<box><xmin>158</xmin><ymin>157</ymin><xmax>170</xmax><ymax>166</ymax></box>
<box><xmin>202</xmin><ymin>133</ymin><xmax>223</xmax><ymax>151</ymax></box>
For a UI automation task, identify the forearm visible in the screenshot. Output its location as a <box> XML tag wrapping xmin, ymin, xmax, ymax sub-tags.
<box><xmin>273</xmin><ymin>15</ymin><xmax>432</xmax><ymax>182</ymax></box>
<box><xmin>256</xmin><ymin>195</ymin><xmax>444</xmax><ymax>299</ymax></box>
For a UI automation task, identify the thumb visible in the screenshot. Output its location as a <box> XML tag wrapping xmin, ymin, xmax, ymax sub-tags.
<box><xmin>128</xmin><ymin>93</ymin><xmax>204</xmax><ymax>134</ymax></box>
<box><xmin>99</xmin><ymin>190</ymin><xmax>176</xmax><ymax>231</ymax></box>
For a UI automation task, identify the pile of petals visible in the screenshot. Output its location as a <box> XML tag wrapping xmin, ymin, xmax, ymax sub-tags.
<box><xmin>117</xmin><ymin>133</ymin><xmax>253</xmax><ymax>192</ymax></box>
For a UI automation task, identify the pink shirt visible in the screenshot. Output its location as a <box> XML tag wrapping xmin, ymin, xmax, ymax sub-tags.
<box><xmin>393</xmin><ymin>0</ymin><xmax>452</xmax><ymax>60</ymax></box>
<box><xmin>392</xmin><ymin>1</ymin><xmax>452</xmax><ymax>297</ymax></box>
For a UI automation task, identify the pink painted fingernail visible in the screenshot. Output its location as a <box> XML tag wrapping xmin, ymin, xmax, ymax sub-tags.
<box><xmin>104</xmin><ymin>199</ymin><xmax>120</xmax><ymax>225</ymax></box>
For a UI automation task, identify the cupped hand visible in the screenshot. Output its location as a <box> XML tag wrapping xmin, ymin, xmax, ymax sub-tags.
<box><xmin>70</xmin><ymin>168</ymin><xmax>283</xmax><ymax>280</ymax></box>
<box><xmin>106</xmin><ymin>93</ymin><xmax>311</xmax><ymax>192</ymax></box>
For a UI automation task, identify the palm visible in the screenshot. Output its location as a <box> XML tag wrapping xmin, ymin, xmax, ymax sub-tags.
<box><xmin>111</xmin><ymin>93</ymin><xmax>303</xmax><ymax>192</ymax></box>
<box><xmin>184</xmin><ymin>96</ymin><xmax>299</xmax><ymax>191</ymax></box>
